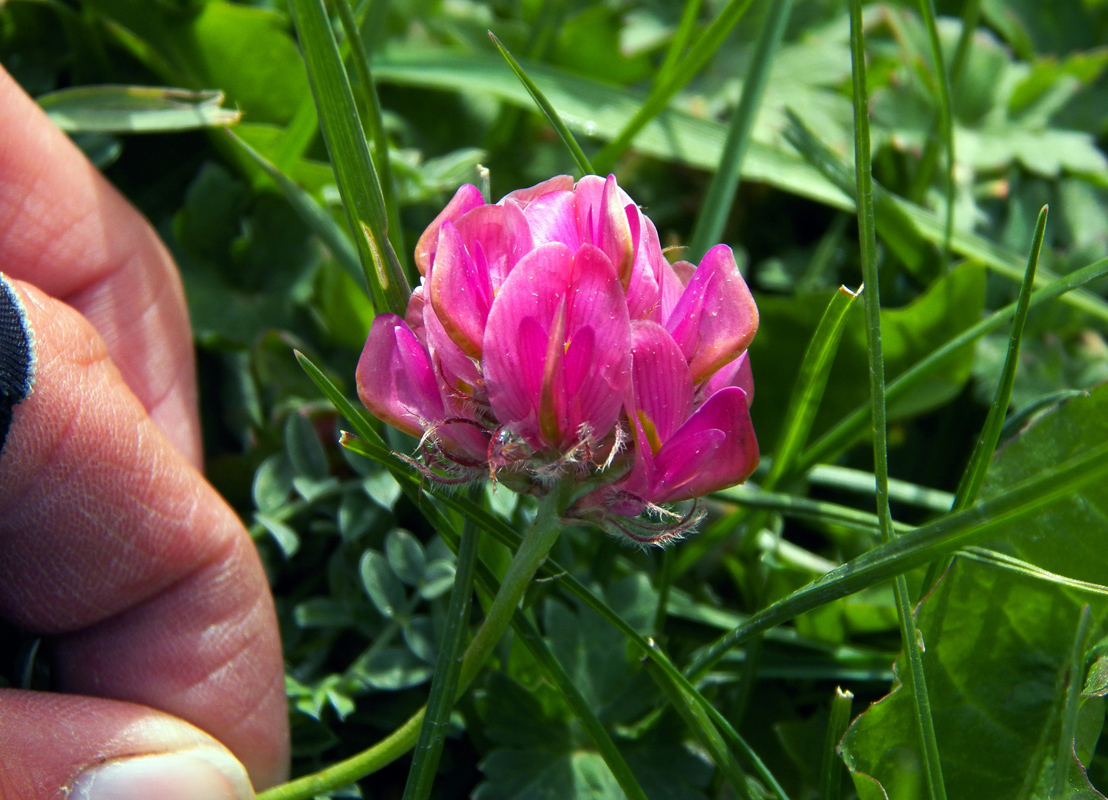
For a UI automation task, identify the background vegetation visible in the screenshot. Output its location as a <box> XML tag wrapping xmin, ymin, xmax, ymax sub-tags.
<box><xmin>3</xmin><ymin>0</ymin><xmax>1108</xmax><ymax>797</ymax></box>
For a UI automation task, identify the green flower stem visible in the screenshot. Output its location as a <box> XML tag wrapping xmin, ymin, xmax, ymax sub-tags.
<box><xmin>258</xmin><ymin>483</ymin><xmax>571</xmax><ymax>800</ymax></box>
<box><xmin>401</xmin><ymin>500</ymin><xmax>481</xmax><ymax>800</ymax></box>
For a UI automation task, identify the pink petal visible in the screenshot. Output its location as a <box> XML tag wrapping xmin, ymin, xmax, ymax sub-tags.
<box><xmin>596</xmin><ymin>177</ymin><xmax>636</xmax><ymax>289</ymax></box>
<box><xmin>482</xmin><ymin>242</ymin><xmax>632</xmax><ymax>450</ymax></box>
<box><xmin>423</xmin><ymin>301</ymin><xmax>483</xmax><ymax>409</ymax></box>
<box><xmin>656</xmin><ymin>258</ymin><xmax>694</xmax><ymax>323</ymax></box>
<box><xmin>523</xmin><ymin>189</ymin><xmax>580</xmax><ymax>251</ymax></box>
<box><xmin>483</xmin><ymin>242</ymin><xmax>575</xmax><ymax>445</ymax></box>
<box><xmin>414</xmin><ymin>184</ymin><xmax>486</xmax><ymax>276</ymax></box>
<box><xmin>454</xmin><ymin>202</ymin><xmax>533</xmax><ymax>289</ymax></box>
<box><xmin>429</xmin><ymin>221</ymin><xmax>492</xmax><ymax>358</ymax></box>
<box><xmin>357</xmin><ymin>314</ymin><xmax>444</xmax><ymax>437</ymax></box>
<box><xmin>501</xmin><ymin>175</ymin><xmax>574</xmax><ymax>209</ymax></box>
<box><xmin>628</xmin><ymin>321</ymin><xmax>693</xmax><ymax>449</ymax></box>
<box><xmin>625</xmin><ymin>214</ymin><xmax>665</xmax><ymax>320</ymax></box>
<box><xmin>650</xmin><ymin>387</ymin><xmax>759</xmax><ymax>503</ymax></box>
<box><xmin>665</xmin><ymin>245</ymin><xmax>759</xmax><ymax>383</ymax></box>
<box><xmin>700</xmin><ymin>351</ymin><xmax>754</xmax><ymax>407</ymax></box>
<box><xmin>558</xmin><ymin>244</ymin><xmax>633</xmax><ymax>444</ymax></box>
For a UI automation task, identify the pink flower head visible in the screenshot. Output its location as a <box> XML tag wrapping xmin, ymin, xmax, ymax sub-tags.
<box><xmin>358</xmin><ymin>175</ymin><xmax>759</xmax><ymax>544</ymax></box>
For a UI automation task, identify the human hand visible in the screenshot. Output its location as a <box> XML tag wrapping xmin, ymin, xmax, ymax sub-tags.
<box><xmin>0</xmin><ymin>66</ymin><xmax>288</xmax><ymax>798</ymax></box>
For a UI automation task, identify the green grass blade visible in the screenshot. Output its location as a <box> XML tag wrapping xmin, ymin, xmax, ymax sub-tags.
<box><xmin>591</xmin><ymin>0</ymin><xmax>756</xmax><ymax>174</ymax></box>
<box><xmin>688</xmin><ymin>437</ymin><xmax>1108</xmax><ymax>677</ymax></box>
<box><xmin>798</xmin><ymin>254</ymin><xmax>1108</xmax><ymax>472</ymax></box>
<box><xmin>287</xmin><ymin>0</ymin><xmax>410</xmax><ymax>316</ymax></box>
<box><xmin>654</xmin><ymin>0</ymin><xmax>704</xmax><ymax>88</ymax></box>
<box><xmin>688</xmin><ymin>0</ymin><xmax>792</xmax><ymax>258</ymax></box>
<box><xmin>917</xmin><ymin>0</ymin><xmax>955</xmax><ymax>269</ymax></box>
<box><xmin>226</xmin><ymin>131</ymin><xmax>367</xmax><ymax>294</ymax></box>
<box><xmin>1055</xmin><ymin>605</ymin><xmax>1093</xmax><ymax>797</ymax></box>
<box><xmin>820</xmin><ymin>687</ymin><xmax>853</xmax><ymax>800</ymax></box>
<box><xmin>333</xmin><ymin>0</ymin><xmax>408</xmax><ymax>280</ymax></box>
<box><xmin>642</xmin><ymin>648</ymin><xmax>756</xmax><ymax>800</ymax></box>
<box><xmin>954</xmin><ymin>206</ymin><xmax>1047</xmax><ymax>510</ymax></box>
<box><xmin>401</xmin><ymin>494</ymin><xmax>481</xmax><ymax>800</ymax></box>
<box><xmin>766</xmin><ymin>286</ymin><xmax>860</xmax><ymax>491</ymax></box>
<box><xmin>489</xmin><ymin>31</ymin><xmax>593</xmax><ymax>176</ymax></box>
<box><xmin>849</xmin><ymin>3</ymin><xmax>946</xmax><ymax>794</ymax></box>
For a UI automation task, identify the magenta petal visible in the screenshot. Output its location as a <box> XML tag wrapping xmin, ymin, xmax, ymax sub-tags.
<box><xmin>629</xmin><ymin>321</ymin><xmax>693</xmax><ymax>448</ymax></box>
<box><xmin>423</xmin><ymin>301</ymin><xmax>483</xmax><ymax>408</ymax></box>
<box><xmin>700</xmin><ymin>351</ymin><xmax>754</xmax><ymax>407</ymax></box>
<box><xmin>430</xmin><ymin>221</ymin><xmax>492</xmax><ymax>358</ymax></box>
<box><xmin>524</xmin><ymin>189</ymin><xmax>581</xmax><ymax>251</ymax></box>
<box><xmin>597</xmin><ymin>176</ymin><xmax>635</xmax><ymax>288</ymax></box>
<box><xmin>415</xmin><ymin>183</ymin><xmax>485</xmax><ymax>276</ymax></box>
<box><xmin>665</xmin><ymin>245</ymin><xmax>759</xmax><ymax>382</ymax></box>
<box><xmin>357</xmin><ymin>314</ymin><xmax>445</xmax><ymax>437</ymax></box>
<box><xmin>501</xmin><ymin>175</ymin><xmax>574</xmax><ymax>209</ymax></box>
<box><xmin>482</xmin><ymin>241</ymin><xmax>631</xmax><ymax>449</ymax></box>
<box><xmin>483</xmin><ymin>242</ymin><xmax>575</xmax><ymax>443</ymax></box>
<box><xmin>655</xmin><ymin>258</ymin><xmax>693</xmax><ymax>324</ymax></box>
<box><xmin>559</xmin><ymin>244</ymin><xmax>633</xmax><ymax>443</ymax></box>
<box><xmin>454</xmin><ymin>202</ymin><xmax>533</xmax><ymax>288</ymax></box>
<box><xmin>650</xmin><ymin>387</ymin><xmax>759</xmax><ymax>502</ymax></box>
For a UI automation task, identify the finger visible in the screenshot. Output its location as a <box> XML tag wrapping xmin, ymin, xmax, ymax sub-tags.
<box><xmin>0</xmin><ymin>65</ymin><xmax>200</xmax><ymax>466</ymax></box>
<box><xmin>0</xmin><ymin>276</ymin><xmax>288</xmax><ymax>790</ymax></box>
<box><xmin>0</xmin><ymin>692</ymin><xmax>255</xmax><ymax>800</ymax></box>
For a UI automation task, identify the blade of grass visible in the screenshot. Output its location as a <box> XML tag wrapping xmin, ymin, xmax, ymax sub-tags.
<box><xmin>820</xmin><ymin>688</ymin><xmax>853</xmax><ymax>800</ymax></box>
<box><xmin>401</xmin><ymin>491</ymin><xmax>481</xmax><ymax>800</ymax></box>
<box><xmin>489</xmin><ymin>31</ymin><xmax>593</xmax><ymax>176</ymax></box>
<box><xmin>591</xmin><ymin>0</ymin><xmax>756</xmax><ymax>174</ymax></box>
<box><xmin>687</xmin><ymin>437</ymin><xmax>1108</xmax><ymax>677</ymax></box>
<box><xmin>642</xmin><ymin>646</ymin><xmax>757</xmax><ymax>800</ymax></box>
<box><xmin>287</xmin><ymin>0</ymin><xmax>409</xmax><ymax>316</ymax></box>
<box><xmin>225</xmin><ymin>130</ymin><xmax>367</xmax><ymax>294</ymax></box>
<box><xmin>797</xmin><ymin>254</ymin><xmax>1108</xmax><ymax>474</ymax></box>
<box><xmin>955</xmin><ymin>206</ymin><xmax>1047</xmax><ymax>510</ymax></box>
<box><xmin>916</xmin><ymin>0</ymin><xmax>955</xmax><ymax>269</ymax></box>
<box><xmin>654</xmin><ymin>0</ymin><xmax>704</xmax><ymax>89</ymax></box>
<box><xmin>333</xmin><ymin>0</ymin><xmax>409</xmax><ymax>281</ymax></box>
<box><xmin>848</xmin><ymin>4</ymin><xmax>947</xmax><ymax>796</ymax></box>
<box><xmin>1054</xmin><ymin>605</ymin><xmax>1093</xmax><ymax>797</ymax></box>
<box><xmin>688</xmin><ymin>0</ymin><xmax>793</xmax><ymax>259</ymax></box>
<box><xmin>908</xmin><ymin>0</ymin><xmax>982</xmax><ymax>205</ymax></box>
<box><xmin>919</xmin><ymin>206</ymin><xmax>1047</xmax><ymax>596</ymax></box>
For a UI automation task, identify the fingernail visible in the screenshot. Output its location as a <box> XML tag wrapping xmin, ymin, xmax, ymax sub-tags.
<box><xmin>70</xmin><ymin>748</ymin><xmax>254</xmax><ymax>800</ymax></box>
<box><xmin>0</xmin><ymin>274</ymin><xmax>34</xmax><ymax>453</ymax></box>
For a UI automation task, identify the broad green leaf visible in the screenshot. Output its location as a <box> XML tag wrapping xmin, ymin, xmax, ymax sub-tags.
<box><xmin>39</xmin><ymin>85</ymin><xmax>240</xmax><ymax>132</ymax></box>
<box><xmin>255</xmin><ymin>512</ymin><xmax>301</xmax><ymax>558</ymax></box>
<box><xmin>84</xmin><ymin>0</ymin><xmax>309</xmax><ymax>124</ymax></box>
<box><xmin>749</xmin><ymin>262</ymin><xmax>985</xmax><ymax>450</ymax></box>
<box><xmin>840</xmin><ymin>386</ymin><xmax>1108</xmax><ymax>798</ymax></box>
<box><xmin>253</xmin><ymin>454</ymin><xmax>294</xmax><ymax>514</ymax></box>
